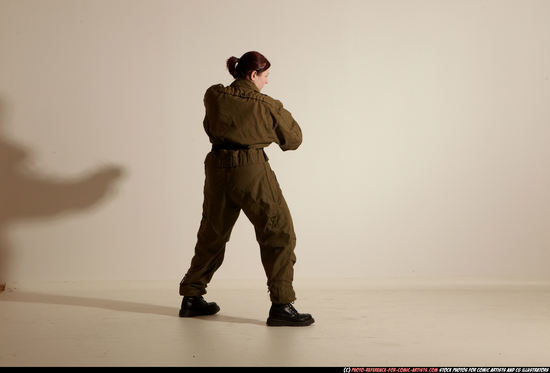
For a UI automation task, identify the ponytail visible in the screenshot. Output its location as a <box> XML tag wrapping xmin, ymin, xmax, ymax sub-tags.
<box><xmin>226</xmin><ymin>56</ymin><xmax>240</xmax><ymax>79</ymax></box>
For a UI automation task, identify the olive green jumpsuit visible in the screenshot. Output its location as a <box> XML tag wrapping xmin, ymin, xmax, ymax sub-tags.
<box><xmin>179</xmin><ymin>78</ymin><xmax>303</xmax><ymax>304</ymax></box>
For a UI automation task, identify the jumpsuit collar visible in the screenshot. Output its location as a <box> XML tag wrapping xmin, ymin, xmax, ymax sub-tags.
<box><xmin>230</xmin><ymin>78</ymin><xmax>260</xmax><ymax>93</ymax></box>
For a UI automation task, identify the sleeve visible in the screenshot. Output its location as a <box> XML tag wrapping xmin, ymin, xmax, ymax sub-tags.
<box><xmin>272</xmin><ymin>100</ymin><xmax>303</xmax><ymax>151</ymax></box>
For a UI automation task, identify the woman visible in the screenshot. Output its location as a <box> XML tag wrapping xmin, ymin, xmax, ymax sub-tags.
<box><xmin>178</xmin><ymin>51</ymin><xmax>314</xmax><ymax>326</ymax></box>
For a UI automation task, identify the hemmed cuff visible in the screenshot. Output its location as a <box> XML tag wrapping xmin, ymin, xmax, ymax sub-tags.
<box><xmin>267</xmin><ymin>282</ymin><xmax>296</xmax><ymax>304</ymax></box>
<box><xmin>179</xmin><ymin>282</ymin><xmax>207</xmax><ymax>297</ymax></box>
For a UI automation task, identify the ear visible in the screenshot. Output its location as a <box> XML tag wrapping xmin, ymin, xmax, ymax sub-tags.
<box><xmin>249</xmin><ymin>70</ymin><xmax>258</xmax><ymax>80</ymax></box>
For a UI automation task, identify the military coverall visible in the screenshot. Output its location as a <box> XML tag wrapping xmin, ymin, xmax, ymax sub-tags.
<box><xmin>179</xmin><ymin>78</ymin><xmax>303</xmax><ymax>304</ymax></box>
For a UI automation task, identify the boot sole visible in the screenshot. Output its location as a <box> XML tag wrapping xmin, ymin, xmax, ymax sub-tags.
<box><xmin>266</xmin><ymin>317</ymin><xmax>315</xmax><ymax>327</ymax></box>
<box><xmin>179</xmin><ymin>305</ymin><xmax>220</xmax><ymax>317</ymax></box>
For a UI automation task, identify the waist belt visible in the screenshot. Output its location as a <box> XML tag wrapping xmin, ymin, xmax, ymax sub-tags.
<box><xmin>206</xmin><ymin>145</ymin><xmax>269</xmax><ymax>167</ymax></box>
<box><xmin>211</xmin><ymin>143</ymin><xmax>250</xmax><ymax>151</ymax></box>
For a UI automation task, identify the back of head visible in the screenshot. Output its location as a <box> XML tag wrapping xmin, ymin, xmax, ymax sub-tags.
<box><xmin>226</xmin><ymin>51</ymin><xmax>271</xmax><ymax>79</ymax></box>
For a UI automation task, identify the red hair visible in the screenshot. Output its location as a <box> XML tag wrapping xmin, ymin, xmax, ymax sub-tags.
<box><xmin>226</xmin><ymin>51</ymin><xmax>271</xmax><ymax>79</ymax></box>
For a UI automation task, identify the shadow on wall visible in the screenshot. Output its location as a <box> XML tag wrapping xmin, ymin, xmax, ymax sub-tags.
<box><xmin>0</xmin><ymin>97</ymin><xmax>125</xmax><ymax>291</ymax></box>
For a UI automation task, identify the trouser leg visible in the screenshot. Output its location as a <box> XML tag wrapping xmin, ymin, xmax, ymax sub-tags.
<box><xmin>240</xmin><ymin>162</ymin><xmax>297</xmax><ymax>304</ymax></box>
<box><xmin>179</xmin><ymin>167</ymin><xmax>241</xmax><ymax>296</ymax></box>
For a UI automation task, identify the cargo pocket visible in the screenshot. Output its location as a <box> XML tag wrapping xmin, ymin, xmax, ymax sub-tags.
<box><xmin>264</xmin><ymin>163</ymin><xmax>281</xmax><ymax>206</ymax></box>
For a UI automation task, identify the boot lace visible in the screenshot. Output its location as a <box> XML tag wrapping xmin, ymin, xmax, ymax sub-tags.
<box><xmin>287</xmin><ymin>302</ymin><xmax>299</xmax><ymax>316</ymax></box>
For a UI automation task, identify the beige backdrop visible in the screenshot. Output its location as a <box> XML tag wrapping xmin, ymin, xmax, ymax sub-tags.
<box><xmin>1</xmin><ymin>0</ymin><xmax>549</xmax><ymax>285</ymax></box>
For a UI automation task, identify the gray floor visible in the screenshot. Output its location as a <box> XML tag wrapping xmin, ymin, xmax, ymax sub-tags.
<box><xmin>1</xmin><ymin>279</ymin><xmax>549</xmax><ymax>366</ymax></box>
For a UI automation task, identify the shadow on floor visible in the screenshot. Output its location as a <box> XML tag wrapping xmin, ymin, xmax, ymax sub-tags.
<box><xmin>0</xmin><ymin>290</ymin><xmax>266</xmax><ymax>326</ymax></box>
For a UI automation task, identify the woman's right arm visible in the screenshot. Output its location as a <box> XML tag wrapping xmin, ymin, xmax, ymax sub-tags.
<box><xmin>271</xmin><ymin>100</ymin><xmax>302</xmax><ymax>151</ymax></box>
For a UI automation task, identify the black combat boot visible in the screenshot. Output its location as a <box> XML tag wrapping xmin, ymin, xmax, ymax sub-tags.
<box><xmin>266</xmin><ymin>303</ymin><xmax>315</xmax><ymax>326</ymax></box>
<box><xmin>179</xmin><ymin>296</ymin><xmax>220</xmax><ymax>317</ymax></box>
